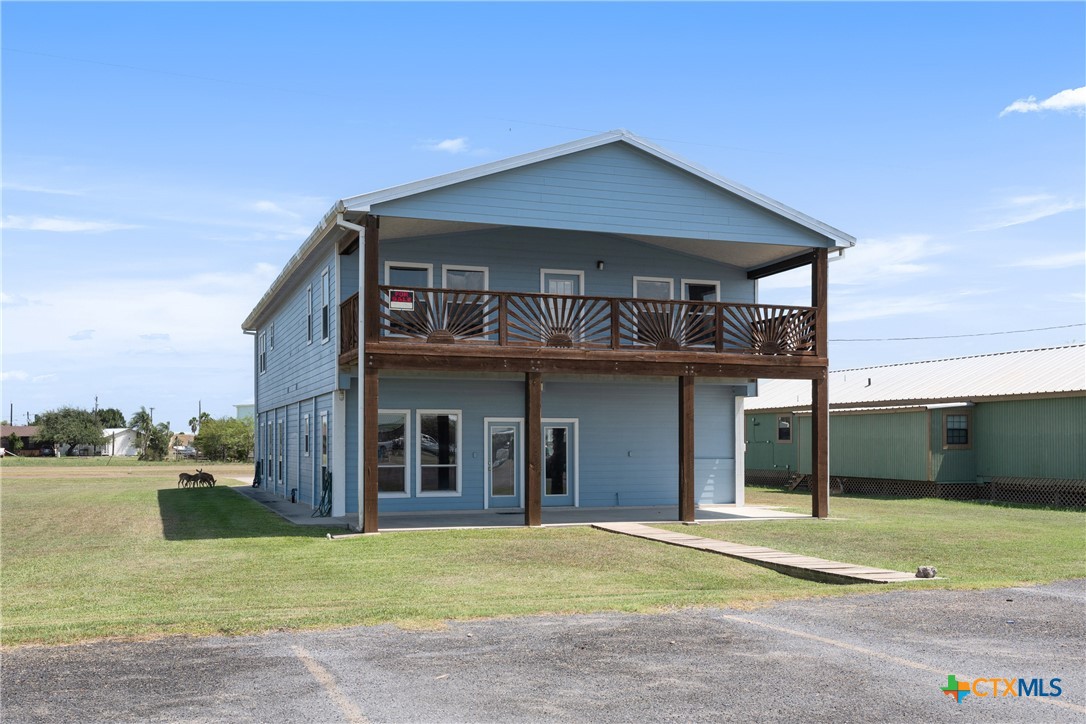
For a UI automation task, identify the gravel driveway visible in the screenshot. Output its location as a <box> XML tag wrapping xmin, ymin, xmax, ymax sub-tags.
<box><xmin>3</xmin><ymin>580</ymin><xmax>1083</xmax><ymax>723</ymax></box>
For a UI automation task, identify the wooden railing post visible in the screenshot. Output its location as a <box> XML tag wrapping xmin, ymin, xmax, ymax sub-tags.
<box><xmin>714</xmin><ymin>304</ymin><xmax>723</xmax><ymax>353</ymax></box>
<box><xmin>498</xmin><ymin>293</ymin><xmax>508</xmax><ymax>347</ymax></box>
<box><xmin>610</xmin><ymin>299</ymin><xmax>621</xmax><ymax>349</ymax></box>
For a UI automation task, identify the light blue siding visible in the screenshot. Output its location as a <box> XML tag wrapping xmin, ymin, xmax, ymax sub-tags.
<box><xmin>256</xmin><ymin>251</ymin><xmax>338</xmax><ymax>412</ymax></box>
<box><xmin>379</xmin><ymin>227</ymin><xmax>754</xmax><ymax>303</ymax></box>
<box><xmin>372</xmin><ymin>142</ymin><xmax>830</xmax><ymax>248</ymax></box>
<box><xmin>357</xmin><ymin>375</ymin><xmax>738</xmax><ymax>513</ymax></box>
<box><xmin>345</xmin><ymin>382</ymin><xmax>359</xmax><ymax>514</ymax></box>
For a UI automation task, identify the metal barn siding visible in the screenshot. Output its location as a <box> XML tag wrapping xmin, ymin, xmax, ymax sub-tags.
<box><xmin>745</xmin><ymin>413</ymin><xmax>797</xmax><ymax>473</ymax></box>
<box><xmin>826</xmin><ymin>411</ymin><xmax>929</xmax><ymax>480</ymax></box>
<box><xmin>975</xmin><ymin>397</ymin><xmax>1086</xmax><ymax>480</ymax></box>
<box><xmin>929</xmin><ymin>409</ymin><xmax>976</xmax><ymax>483</ymax></box>
<box><xmin>371</xmin><ymin>142</ymin><xmax>831</xmax><ymax>248</ymax></box>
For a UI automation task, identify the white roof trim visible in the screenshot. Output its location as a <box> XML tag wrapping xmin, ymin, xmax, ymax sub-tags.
<box><xmin>342</xmin><ymin>130</ymin><xmax>855</xmax><ymax>248</ymax></box>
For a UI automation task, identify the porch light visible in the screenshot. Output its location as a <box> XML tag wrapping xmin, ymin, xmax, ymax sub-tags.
<box><xmin>596</xmin><ymin>260</ymin><xmax>605</xmax><ymax>271</ymax></box>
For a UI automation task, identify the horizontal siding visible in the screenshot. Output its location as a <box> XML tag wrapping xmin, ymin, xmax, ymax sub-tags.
<box><xmin>376</xmin><ymin>226</ymin><xmax>754</xmax><ymax>303</ymax></box>
<box><xmin>256</xmin><ymin>251</ymin><xmax>338</xmax><ymax>413</ymax></box>
<box><xmin>975</xmin><ymin>397</ymin><xmax>1086</xmax><ymax>480</ymax></box>
<box><xmin>360</xmin><ymin>376</ymin><xmax>737</xmax><ymax>513</ymax></box>
<box><xmin>373</xmin><ymin>143</ymin><xmax>828</xmax><ymax>248</ymax></box>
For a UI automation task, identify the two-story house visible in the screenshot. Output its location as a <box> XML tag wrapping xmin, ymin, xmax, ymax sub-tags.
<box><xmin>242</xmin><ymin>130</ymin><xmax>854</xmax><ymax>531</ymax></box>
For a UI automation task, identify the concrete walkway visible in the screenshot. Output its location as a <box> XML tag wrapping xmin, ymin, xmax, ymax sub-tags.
<box><xmin>228</xmin><ymin>483</ymin><xmax>807</xmax><ymax>532</ymax></box>
<box><xmin>593</xmin><ymin>521</ymin><xmax>929</xmax><ymax>584</ymax></box>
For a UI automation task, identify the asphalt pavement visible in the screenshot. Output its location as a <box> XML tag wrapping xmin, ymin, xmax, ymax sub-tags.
<box><xmin>3</xmin><ymin>580</ymin><xmax>1083</xmax><ymax>723</ymax></box>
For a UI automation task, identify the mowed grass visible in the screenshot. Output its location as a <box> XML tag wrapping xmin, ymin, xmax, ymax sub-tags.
<box><xmin>1</xmin><ymin>465</ymin><xmax>1083</xmax><ymax>646</ymax></box>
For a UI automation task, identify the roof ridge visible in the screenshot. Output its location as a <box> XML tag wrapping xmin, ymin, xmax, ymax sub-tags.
<box><xmin>829</xmin><ymin>344</ymin><xmax>1085</xmax><ymax>373</ymax></box>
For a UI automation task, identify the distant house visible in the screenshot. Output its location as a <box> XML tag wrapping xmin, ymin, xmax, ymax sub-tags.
<box><xmin>100</xmin><ymin>428</ymin><xmax>139</xmax><ymax>457</ymax></box>
<box><xmin>1</xmin><ymin>425</ymin><xmax>41</xmax><ymax>455</ymax></box>
<box><xmin>234</xmin><ymin>404</ymin><xmax>255</xmax><ymax>420</ymax></box>
<box><xmin>745</xmin><ymin>346</ymin><xmax>1086</xmax><ymax>506</ymax></box>
<box><xmin>243</xmin><ymin>130</ymin><xmax>855</xmax><ymax>530</ymax></box>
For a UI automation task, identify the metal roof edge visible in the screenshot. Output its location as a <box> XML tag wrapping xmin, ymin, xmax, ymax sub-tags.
<box><xmin>826</xmin><ymin>344</ymin><xmax>1086</xmax><ymax>374</ymax></box>
<box><xmin>746</xmin><ymin>389</ymin><xmax>1086</xmax><ymax>413</ymax></box>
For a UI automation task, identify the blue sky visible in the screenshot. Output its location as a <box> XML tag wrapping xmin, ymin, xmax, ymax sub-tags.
<box><xmin>2</xmin><ymin>2</ymin><xmax>1083</xmax><ymax>432</ymax></box>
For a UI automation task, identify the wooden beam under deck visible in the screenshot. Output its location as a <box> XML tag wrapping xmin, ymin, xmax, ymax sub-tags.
<box><xmin>362</xmin><ymin>344</ymin><xmax>828</xmax><ymax>380</ymax></box>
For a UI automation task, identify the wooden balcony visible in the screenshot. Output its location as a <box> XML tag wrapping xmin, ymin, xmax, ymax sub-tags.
<box><xmin>340</xmin><ymin>286</ymin><xmax>826</xmax><ymax>379</ymax></box>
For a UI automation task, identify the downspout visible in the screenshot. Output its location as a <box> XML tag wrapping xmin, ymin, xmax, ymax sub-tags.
<box><xmin>335</xmin><ymin>210</ymin><xmax>367</xmax><ymax>533</ymax></box>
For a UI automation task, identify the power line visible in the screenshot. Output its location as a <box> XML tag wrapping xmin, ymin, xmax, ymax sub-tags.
<box><xmin>831</xmin><ymin>323</ymin><xmax>1085</xmax><ymax>342</ymax></box>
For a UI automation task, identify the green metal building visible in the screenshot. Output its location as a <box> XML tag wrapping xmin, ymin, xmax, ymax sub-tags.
<box><xmin>745</xmin><ymin>346</ymin><xmax>1085</xmax><ymax>505</ymax></box>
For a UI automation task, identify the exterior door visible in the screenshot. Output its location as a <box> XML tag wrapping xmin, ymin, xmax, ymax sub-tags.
<box><xmin>542</xmin><ymin>421</ymin><xmax>576</xmax><ymax>507</ymax></box>
<box><xmin>541</xmin><ymin>270</ymin><xmax>584</xmax><ymax>343</ymax></box>
<box><xmin>486</xmin><ymin>419</ymin><xmax>522</xmax><ymax>509</ymax></box>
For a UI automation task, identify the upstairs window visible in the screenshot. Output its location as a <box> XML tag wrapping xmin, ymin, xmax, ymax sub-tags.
<box><xmin>321</xmin><ymin>269</ymin><xmax>330</xmax><ymax>342</ymax></box>
<box><xmin>258</xmin><ymin>331</ymin><xmax>267</xmax><ymax>374</ymax></box>
<box><xmin>307</xmin><ymin>284</ymin><xmax>313</xmax><ymax>344</ymax></box>
<box><xmin>269</xmin><ymin>321</ymin><xmax>274</xmax><ymax>350</ymax></box>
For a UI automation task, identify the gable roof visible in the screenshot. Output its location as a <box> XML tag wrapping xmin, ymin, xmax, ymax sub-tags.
<box><xmin>747</xmin><ymin>345</ymin><xmax>1086</xmax><ymax>411</ymax></box>
<box><xmin>244</xmin><ymin>130</ymin><xmax>854</xmax><ymax>331</ymax></box>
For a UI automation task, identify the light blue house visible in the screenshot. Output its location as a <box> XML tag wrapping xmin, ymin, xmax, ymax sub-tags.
<box><xmin>242</xmin><ymin>131</ymin><xmax>854</xmax><ymax>531</ymax></box>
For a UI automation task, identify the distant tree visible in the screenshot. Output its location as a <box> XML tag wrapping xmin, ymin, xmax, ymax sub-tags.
<box><xmin>143</xmin><ymin>422</ymin><xmax>172</xmax><ymax>461</ymax></box>
<box><xmin>95</xmin><ymin>407</ymin><xmax>127</xmax><ymax>429</ymax></box>
<box><xmin>188</xmin><ymin>411</ymin><xmax>211</xmax><ymax>435</ymax></box>
<box><xmin>5</xmin><ymin>432</ymin><xmax>24</xmax><ymax>453</ymax></box>
<box><xmin>194</xmin><ymin>417</ymin><xmax>254</xmax><ymax>462</ymax></box>
<box><xmin>129</xmin><ymin>407</ymin><xmax>154</xmax><ymax>457</ymax></box>
<box><xmin>33</xmin><ymin>407</ymin><xmax>104</xmax><ymax>455</ymax></box>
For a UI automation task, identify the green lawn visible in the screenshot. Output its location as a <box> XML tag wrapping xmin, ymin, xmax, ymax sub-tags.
<box><xmin>2</xmin><ymin>465</ymin><xmax>1083</xmax><ymax>646</ymax></box>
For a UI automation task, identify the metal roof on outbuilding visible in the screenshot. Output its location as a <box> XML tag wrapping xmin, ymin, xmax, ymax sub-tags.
<box><xmin>747</xmin><ymin>345</ymin><xmax>1086</xmax><ymax>411</ymax></box>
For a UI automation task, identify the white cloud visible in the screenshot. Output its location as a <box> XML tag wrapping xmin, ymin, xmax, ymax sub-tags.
<box><xmin>69</xmin><ymin>329</ymin><xmax>95</xmax><ymax>341</ymax></box>
<box><xmin>976</xmin><ymin>193</ymin><xmax>1085</xmax><ymax>231</ymax></box>
<box><xmin>1</xmin><ymin>216</ymin><xmax>140</xmax><ymax>233</ymax></box>
<box><xmin>1</xmin><ymin>371</ymin><xmax>30</xmax><ymax>382</ymax></box>
<box><xmin>1000</xmin><ymin>86</ymin><xmax>1086</xmax><ymax>117</ymax></box>
<box><xmin>1004</xmin><ymin>251</ymin><xmax>1086</xmax><ymax>269</ymax></box>
<box><xmin>830</xmin><ymin>289</ymin><xmax>989</xmax><ymax>324</ymax></box>
<box><xmin>758</xmin><ymin>234</ymin><xmax>947</xmax><ymax>292</ymax></box>
<box><xmin>421</xmin><ymin>137</ymin><xmax>470</xmax><ymax>154</ymax></box>
<box><xmin>251</xmin><ymin>200</ymin><xmax>302</xmax><ymax>219</ymax></box>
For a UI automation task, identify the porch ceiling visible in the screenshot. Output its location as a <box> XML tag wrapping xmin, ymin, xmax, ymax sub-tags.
<box><xmin>374</xmin><ymin>215</ymin><xmax>820</xmax><ymax>273</ymax></box>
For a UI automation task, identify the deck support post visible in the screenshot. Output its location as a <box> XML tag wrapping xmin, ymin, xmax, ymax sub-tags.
<box><xmin>525</xmin><ymin>371</ymin><xmax>542</xmax><ymax>527</ymax></box>
<box><xmin>678</xmin><ymin>376</ymin><xmax>695</xmax><ymax>522</ymax></box>
<box><xmin>811</xmin><ymin>248</ymin><xmax>829</xmax><ymax>518</ymax></box>
<box><xmin>360</xmin><ymin>215</ymin><xmax>381</xmax><ymax>533</ymax></box>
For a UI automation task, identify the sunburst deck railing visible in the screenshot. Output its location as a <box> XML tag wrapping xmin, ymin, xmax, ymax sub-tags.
<box><xmin>340</xmin><ymin>286</ymin><xmax>819</xmax><ymax>357</ymax></box>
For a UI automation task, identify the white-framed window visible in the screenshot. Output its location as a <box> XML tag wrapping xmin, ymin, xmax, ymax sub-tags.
<box><xmin>777</xmin><ymin>415</ymin><xmax>792</xmax><ymax>443</ymax></box>
<box><xmin>378</xmin><ymin>409</ymin><xmax>410</xmax><ymax>497</ymax></box>
<box><xmin>633</xmin><ymin>276</ymin><xmax>674</xmax><ymax>299</ymax></box>
<box><xmin>540</xmin><ymin>268</ymin><xmax>584</xmax><ymax>295</ymax></box>
<box><xmin>303</xmin><ymin>413</ymin><xmax>310</xmax><ymax>456</ymax></box>
<box><xmin>306</xmin><ymin>284</ymin><xmax>313</xmax><ymax>345</ymax></box>
<box><xmin>681</xmin><ymin>279</ymin><xmax>720</xmax><ymax>303</ymax></box>
<box><xmin>441</xmin><ymin>264</ymin><xmax>489</xmax><ymax>291</ymax></box>
<box><xmin>321</xmin><ymin>268</ymin><xmax>331</xmax><ymax>343</ymax></box>
<box><xmin>385</xmin><ymin>261</ymin><xmax>434</xmax><ymax>288</ymax></box>
<box><xmin>416</xmin><ymin>409</ymin><xmax>461</xmax><ymax>496</ymax></box>
<box><xmin>269</xmin><ymin>321</ymin><xmax>275</xmax><ymax>350</ymax></box>
<box><xmin>277</xmin><ymin>419</ymin><xmax>284</xmax><ymax>482</ymax></box>
<box><xmin>258</xmin><ymin>331</ymin><xmax>267</xmax><ymax>374</ymax></box>
<box><xmin>320</xmin><ymin>412</ymin><xmax>329</xmax><ymax>469</ymax></box>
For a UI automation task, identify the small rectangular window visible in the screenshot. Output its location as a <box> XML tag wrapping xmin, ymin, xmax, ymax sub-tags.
<box><xmin>320</xmin><ymin>412</ymin><xmax>329</xmax><ymax>469</ymax></box>
<box><xmin>777</xmin><ymin>415</ymin><xmax>792</xmax><ymax>443</ymax></box>
<box><xmin>303</xmin><ymin>414</ymin><xmax>310</xmax><ymax>456</ymax></box>
<box><xmin>277</xmin><ymin>420</ymin><xmax>284</xmax><ymax>481</ymax></box>
<box><xmin>269</xmin><ymin>321</ymin><xmax>275</xmax><ymax>350</ymax></box>
<box><xmin>321</xmin><ymin>269</ymin><xmax>330</xmax><ymax>342</ymax></box>
<box><xmin>258</xmin><ymin>332</ymin><xmax>267</xmax><ymax>374</ymax></box>
<box><xmin>307</xmin><ymin>285</ymin><xmax>313</xmax><ymax>344</ymax></box>
<box><xmin>944</xmin><ymin>412</ymin><xmax>971</xmax><ymax>449</ymax></box>
<box><xmin>378</xmin><ymin>411</ymin><xmax>409</xmax><ymax>495</ymax></box>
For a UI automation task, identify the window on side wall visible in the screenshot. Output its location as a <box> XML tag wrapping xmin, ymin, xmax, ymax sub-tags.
<box><xmin>303</xmin><ymin>414</ymin><xmax>310</xmax><ymax>456</ymax></box>
<box><xmin>777</xmin><ymin>415</ymin><xmax>792</xmax><ymax>443</ymax></box>
<box><xmin>321</xmin><ymin>269</ymin><xmax>331</xmax><ymax>343</ymax></box>
<box><xmin>258</xmin><ymin>332</ymin><xmax>267</xmax><ymax>374</ymax></box>
<box><xmin>307</xmin><ymin>284</ymin><xmax>313</xmax><ymax>344</ymax></box>
<box><xmin>944</xmin><ymin>412</ymin><xmax>971</xmax><ymax>450</ymax></box>
<box><xmin>417</xmin><ymin>411</ymin><xmax>460</xmax><ymax>495</ymax></box>
<box><xmin>378</xmin><ymin>410</ymin><xmax>409</xmax><ymax>496</ymax></box>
